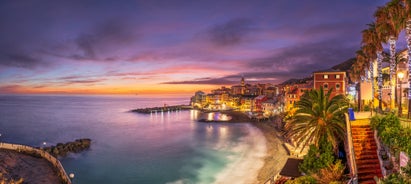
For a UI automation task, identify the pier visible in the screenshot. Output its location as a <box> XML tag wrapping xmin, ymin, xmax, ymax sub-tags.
<box><xmin>131</xmin><ymin>105</ymin><xmax>192</xmax><ymax>114</ymax></box>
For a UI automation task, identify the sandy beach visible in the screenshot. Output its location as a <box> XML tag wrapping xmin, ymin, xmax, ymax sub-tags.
<box><xmin>252</xmin><ymin>121</ymin><xmax>289</xmax><ymax>184</ymax></box>
<box><xmin>199</xmin><ymin>110</ymin><xmax>290</xmax><ymax>183</ymax></box>
<box><xmin>0</xmin><ymin>149</ymin><xmax>62</xmax><ymax>184</ymax></box>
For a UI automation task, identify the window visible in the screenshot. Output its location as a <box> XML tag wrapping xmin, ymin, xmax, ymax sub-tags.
<box><xmin>336</xmin><ymin>83</ymin><xmax>341</xmax><ymax>90</ymax></box>
<box><xmin>323</xmin><ymin>83</ymin><xmax>329</xmax><ymax>89</ymax></box>
<box><xmin>336</xmin><ymin>74</ymin><xmax>340</xmax><ymax>79</ymax></box>
<box><xmin>324</xmin><ymin>74</ymin><xmax>328</xmax><ymax>79</ymax></box>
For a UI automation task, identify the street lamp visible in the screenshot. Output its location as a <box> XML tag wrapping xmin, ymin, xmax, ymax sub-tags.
<box><xmin>69</xmin><ymin>173</ymin><xmax>75</xmax><ymax>183</ymax></box>
<box><xmin>398</xmin><ymin>72</ymin><xmax>404</xmax><ymax>117</ymax></box>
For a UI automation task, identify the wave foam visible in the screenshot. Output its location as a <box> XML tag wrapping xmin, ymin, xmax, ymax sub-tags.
<box><xmin>212</xmin><ymin>124</ymin><xmax>267</xmax><ymax>184</ymax></box>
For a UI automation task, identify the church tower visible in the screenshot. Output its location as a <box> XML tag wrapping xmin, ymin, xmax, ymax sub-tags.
<box><xmin>241</xmin><ymin>76</ymin><xmax>245</xmax><ymax>95</ymax></box>
<box><xmin>241</xmin><ymin>76</ymin><xmax>245</xmax><ymax>87</ymax></box>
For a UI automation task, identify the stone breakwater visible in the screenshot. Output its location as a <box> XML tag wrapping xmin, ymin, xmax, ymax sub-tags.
<box><xmin>41</xmin><ymin>139</ymin><xmax>91</xmax><ymax>157</ymax></box>
<box><xmin>131</xmin><ymin>105</ymin><xmax>192</xmax><ymax>114</ymax></box>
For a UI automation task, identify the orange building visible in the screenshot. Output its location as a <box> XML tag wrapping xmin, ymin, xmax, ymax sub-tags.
<box><xmin>313</xmin><ymin>70</ymin><xmax>347</xmax><ymax>98</ymax></box>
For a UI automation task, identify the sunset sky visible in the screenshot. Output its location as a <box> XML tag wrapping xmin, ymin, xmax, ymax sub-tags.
<box><xmin>0</xmin><ymin>0</ymin><xmax>392</xmax><ymax>95</ymax></box>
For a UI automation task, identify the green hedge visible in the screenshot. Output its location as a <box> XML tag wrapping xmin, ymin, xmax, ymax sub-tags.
<box><xmin>371</xmin><ymin>113</ymin><xmax>411</xmax><ymax>155</ymax></box>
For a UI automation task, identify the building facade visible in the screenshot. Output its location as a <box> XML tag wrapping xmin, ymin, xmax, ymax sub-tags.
<box><xmin>313</xmin><ymin>70</ymin><xmax>347</xmax><ymax>98</ymax></box>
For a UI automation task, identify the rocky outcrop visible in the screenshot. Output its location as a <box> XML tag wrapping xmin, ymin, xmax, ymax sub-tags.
<box><xmin>41</xmin><ymin>139</ymin><xmax>91</xmax><ymax>157</ymax></box>
<box><xmin>131</xmin><ymin>105</ymin><xmax>192</xmax><ymax>114</ymax></box>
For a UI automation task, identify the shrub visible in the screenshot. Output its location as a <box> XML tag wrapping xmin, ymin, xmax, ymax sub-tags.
<box><xmin>299</xmin><ymin>139</ymin><xmax>335</xmax><ymax>175</ymax></box>
<box><xmin>285</xmin><ymin>176</ymin><xmax>317</xmax><ymax>184</ymax></box>
<box><xmin>311</xmin><ymin>160</ymin><xmax>345</xmax><ymax>184</ymax></box>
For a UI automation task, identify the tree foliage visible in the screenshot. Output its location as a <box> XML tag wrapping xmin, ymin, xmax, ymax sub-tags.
<box><xmin>299</xmin><ymin>139</ymin><xmax>336</xmax><ymax>175</ymax></box>
<box><xmin>311</xmin><ymin>160</ymin><xmax>345</xmax><ymax>184</ymax></box>
<box><xmin>285</xmin><ymin>87</ymin><xmax>349</xmax><ymax>152</ymax></box>
<box><xmin>285</xmin><ymin>176</ymin><xmax>317</xmax><ymax>184</ymax></box>
<box><xmin>371</xmin><ymin>113</ymin><xmax>411</xmax><ymax>155</ymax></box>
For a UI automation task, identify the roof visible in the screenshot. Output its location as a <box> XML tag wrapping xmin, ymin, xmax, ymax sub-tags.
<box><xmin>279</xmin><ymin>158</ymin><xmax>303</xmax><ymax>178</ymax></box>
<box><xmin>255</xmin><ymin>95</ymin><xmax>266</xmax><ymax>100</ymax></box>
<box><xmin>313</xmin><ymin>69</ymin><xmax>346</xmax><ymax>74</ymax></box>
<box><xmin>262</xmin><ymin>99</ymin><xmax>276</xmax><ymax>104</ymax></box>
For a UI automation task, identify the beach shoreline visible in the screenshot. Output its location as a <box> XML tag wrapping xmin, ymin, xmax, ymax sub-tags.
<box><xmin>196</xmin><ymin>110</ymin><xmax>290</xmax><ymax>183</ymax></box>
<box><xmin>252</xmin><ymin>121</ymin><xmax>289</xmax><ymax>184</ymax></box>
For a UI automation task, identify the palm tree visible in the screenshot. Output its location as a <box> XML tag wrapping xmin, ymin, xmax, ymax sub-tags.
<box><xmin>362</xmin><ymin>23</ymin><xmax>384</xmax><ymax>111</ymax></box>
<box><xmin>285</xmin><ymin>87</ymin><xmax>349</xmax><ymax>152</ymax></box>
<box><xmin>375</xmin><ymin>1</ymin><xmax>405</xmax><ymax>110</ymax></box>
<box><xmin>350</xmin><ymin>49</ymin><xmax>370</xmax><ymax>111</ymax></box>
<box><xmin>402</xmin><ymin>0</ymin><xmax>411</xmax><ymax>117</ymax></box>
<box><xmin>362</xmin><ymin>43</ymin><xmax>377</xmax><ymax>112</ymax></box>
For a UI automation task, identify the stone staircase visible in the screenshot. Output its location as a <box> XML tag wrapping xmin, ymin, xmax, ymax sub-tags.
<box><xmin>351</xmin><ymin>119</ymin><xmax>383</xmax><ymax>184</ymax></box>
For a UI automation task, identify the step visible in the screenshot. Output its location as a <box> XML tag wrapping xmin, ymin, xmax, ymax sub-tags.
<box><xmin>357</xmin><ymin>163</ymin><xmax>381</xmax><ymax>170</ymax></box>
<box><xmin>352</xmin><ymin>127</ymin><xmax>372</xmax><ymax>131</ymax></box>
<box><xmin>355</xmin><ymin>150</ymin><xmax>378</xmax><ymax>155</ymax></box>
<box><xmin>357</xmin><ymin>168</ymin><xmax>381</xmax><ymax>175</ymax></box>
<box><xmin>353</xmin><ymin>145</ymin><xmax>377</xmax><ymax>150</ymax></box>
<box><xmin>356</xmin><ymin>155</ymin><xmax>379</xmax><ymax>160</ymax></box>
<box><xmin>353</xmin><ymin>141</ymin><xmax>377</xmax><ymax>146</ymax></box>
<box><xmin>352</xmin><ymin>132</ymin><xmax>374</xmax><ymax>135</ymax></box>
<box><xmin>356</xmin><ymin>159</ymin><xmax>380</xmax><ymax>165</ymax></box>
<box><xmin>351</xmin><ymin>124</ymin><xmax>371</xmax><ymax>128</ymax></box>
<box><xmin>354</xmin><ymin>147</ymin><xmax>378</xmax><ymax>151</ymax></box>
<box><xmin>352</xmin><ymin>133</ymin><xmax>374</xmax><ymax>137</ymax></box>
<box><xmin>358</xmin><ymin>178</ymin><xmax>377</xmax><ymax>184</ymax></box>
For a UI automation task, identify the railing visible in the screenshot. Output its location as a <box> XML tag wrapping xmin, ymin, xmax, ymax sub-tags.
<box><xmin>0</xmin><ymin>142</ymin><xmax>71</xmax><ymax>184</ymax></box>
<box><xmin>345</xmin><ymin>113</ymin><xmax>358</xmax><ymax>184</ymax></box>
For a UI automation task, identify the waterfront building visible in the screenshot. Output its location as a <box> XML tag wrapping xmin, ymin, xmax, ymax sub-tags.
<box><xmin>240</xmin><ymin>95</ymin><xmax>256</xmax><ymax>112</ymax></box>
<box><xmin>263</xmin><ymin>86</ymin><xmax>277</xmax><ymax>98</ymax></box>
<box><xmin>313</xmin><ymin>69</ymin><xmax>347</xmax><ymax>98</ymax></box>
<box><xmin>211</xmin><ymin>86</ymin><xmax>231</xmax><ymax>95</ymax></box>
<box><xmin>191</xmin><ymin>91</ymin><xmax>206</xmax><ymax>108</ymax></box>
<box><xmin>284</xmin><ymin>87</ymin><xmax>298</xmax><ymax>112</ymax></box>
<box><xmin>231</xmin><ymin>85</ymin><xmax>243</xmax><ymax>95</ymax></box>
<box><xmin>262</xmin><ymin>99</ymin><xmax>278</xmax><ymax>117</ymax></box>
<box><xmin>253</xmin><ymin>95</ymin><xmax>267</xmax><ymax>112</ymax></box>
<box><xmin>231</xmin><ymin>77</ymin><xmax>247</xmax><ymax>95</ymax></box>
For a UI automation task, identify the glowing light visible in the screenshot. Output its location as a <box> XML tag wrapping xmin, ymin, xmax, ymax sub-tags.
<box><xmin>398</xmin><ymin>72</ymin><xmax>404</xmax><ymax>80</ymax></box>
<box><xmin>207</xmin><ymin>113</ymin><xmax>213</xmax><ymax>121</ymax></box>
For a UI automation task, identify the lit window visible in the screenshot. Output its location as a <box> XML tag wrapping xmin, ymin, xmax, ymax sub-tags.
<box><xmin>336</xmin><ymin>83</ymin><xmax>341</xmax><ymax>89</ymax></box>
<box><xmin>323</xmin><ymin>84</ymin><xmax>329</xmax><ymax>89</ymax></box>
<box><xmin>336</xmin><ymin>75</ymin><xmax>340</xmax><ymax>79</ymax></box>
<box><xmin>324</xmin><ymin>74</ymin><xmax>328</xmax><ymax>79</ymax></box>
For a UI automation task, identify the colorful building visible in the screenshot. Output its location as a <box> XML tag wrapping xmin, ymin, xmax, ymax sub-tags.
<box><xmin>313</xmin><ymin>69</ymin><xmax>347</xmax><ymax>98</ymax></box>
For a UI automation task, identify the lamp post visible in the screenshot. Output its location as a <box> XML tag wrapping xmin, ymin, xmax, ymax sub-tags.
<box><xmin>398</xmin><ymin>72</ymin><xmax>404</xmax><ymax>117</ymax></box>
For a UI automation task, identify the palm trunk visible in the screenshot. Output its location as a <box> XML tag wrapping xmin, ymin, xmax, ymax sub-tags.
<box><xmin>370</xmin><ymin>61</ymin><xmax>374</xmax><ymax>112</ymax></box>
<box><xmin>357</xmin><ymin>83</ymin><xmax>361</xmax><ymax>111</ymax></box>
<box><xmin>389</xmin><ymin>36</ymin><xmax>396</xmax><ymax>110</ymax></box>
<box><xmin>407</xmin><ymin>19</ymin><xmax>411</xmax><ymax>118</ymax></box>
<box><xmin>377</xmin><ymin>51</ymin><xmax>383</xmax><ymax>112</ymax></box>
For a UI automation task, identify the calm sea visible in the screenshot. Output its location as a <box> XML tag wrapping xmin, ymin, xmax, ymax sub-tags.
<box><xmin>0</xmin><ymin>95</ymin><xmax>266</xmax><ymax>184</ymax></box>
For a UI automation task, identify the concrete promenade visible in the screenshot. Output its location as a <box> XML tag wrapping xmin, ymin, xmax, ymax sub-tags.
<box><xmin>0</xmin><ymin>142</ymin><xmax>71</xmax><ymax>184</ymax></box>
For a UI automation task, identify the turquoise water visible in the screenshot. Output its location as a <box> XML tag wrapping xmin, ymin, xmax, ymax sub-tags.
<box><xmin>0</xmin><ymin>95</ymin><xmax>266</xmax><ymax>184</ymax></box>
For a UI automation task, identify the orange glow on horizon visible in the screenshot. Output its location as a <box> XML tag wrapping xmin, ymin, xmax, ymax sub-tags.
<box><xmin>0</xmin><ymin>83</ymin><xmax>220</xmax><ymax>96</ymax></box>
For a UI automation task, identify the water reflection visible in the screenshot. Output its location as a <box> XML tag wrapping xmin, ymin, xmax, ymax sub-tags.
<box><xmin>203</xmin><ymin>112</ymin><xmax>232</xmax><ymax>122</ymax></box>
<box><xmin>190</xmin><ymin>110</ymin><xmax>200</xmax><ymax>120</ymax></box>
